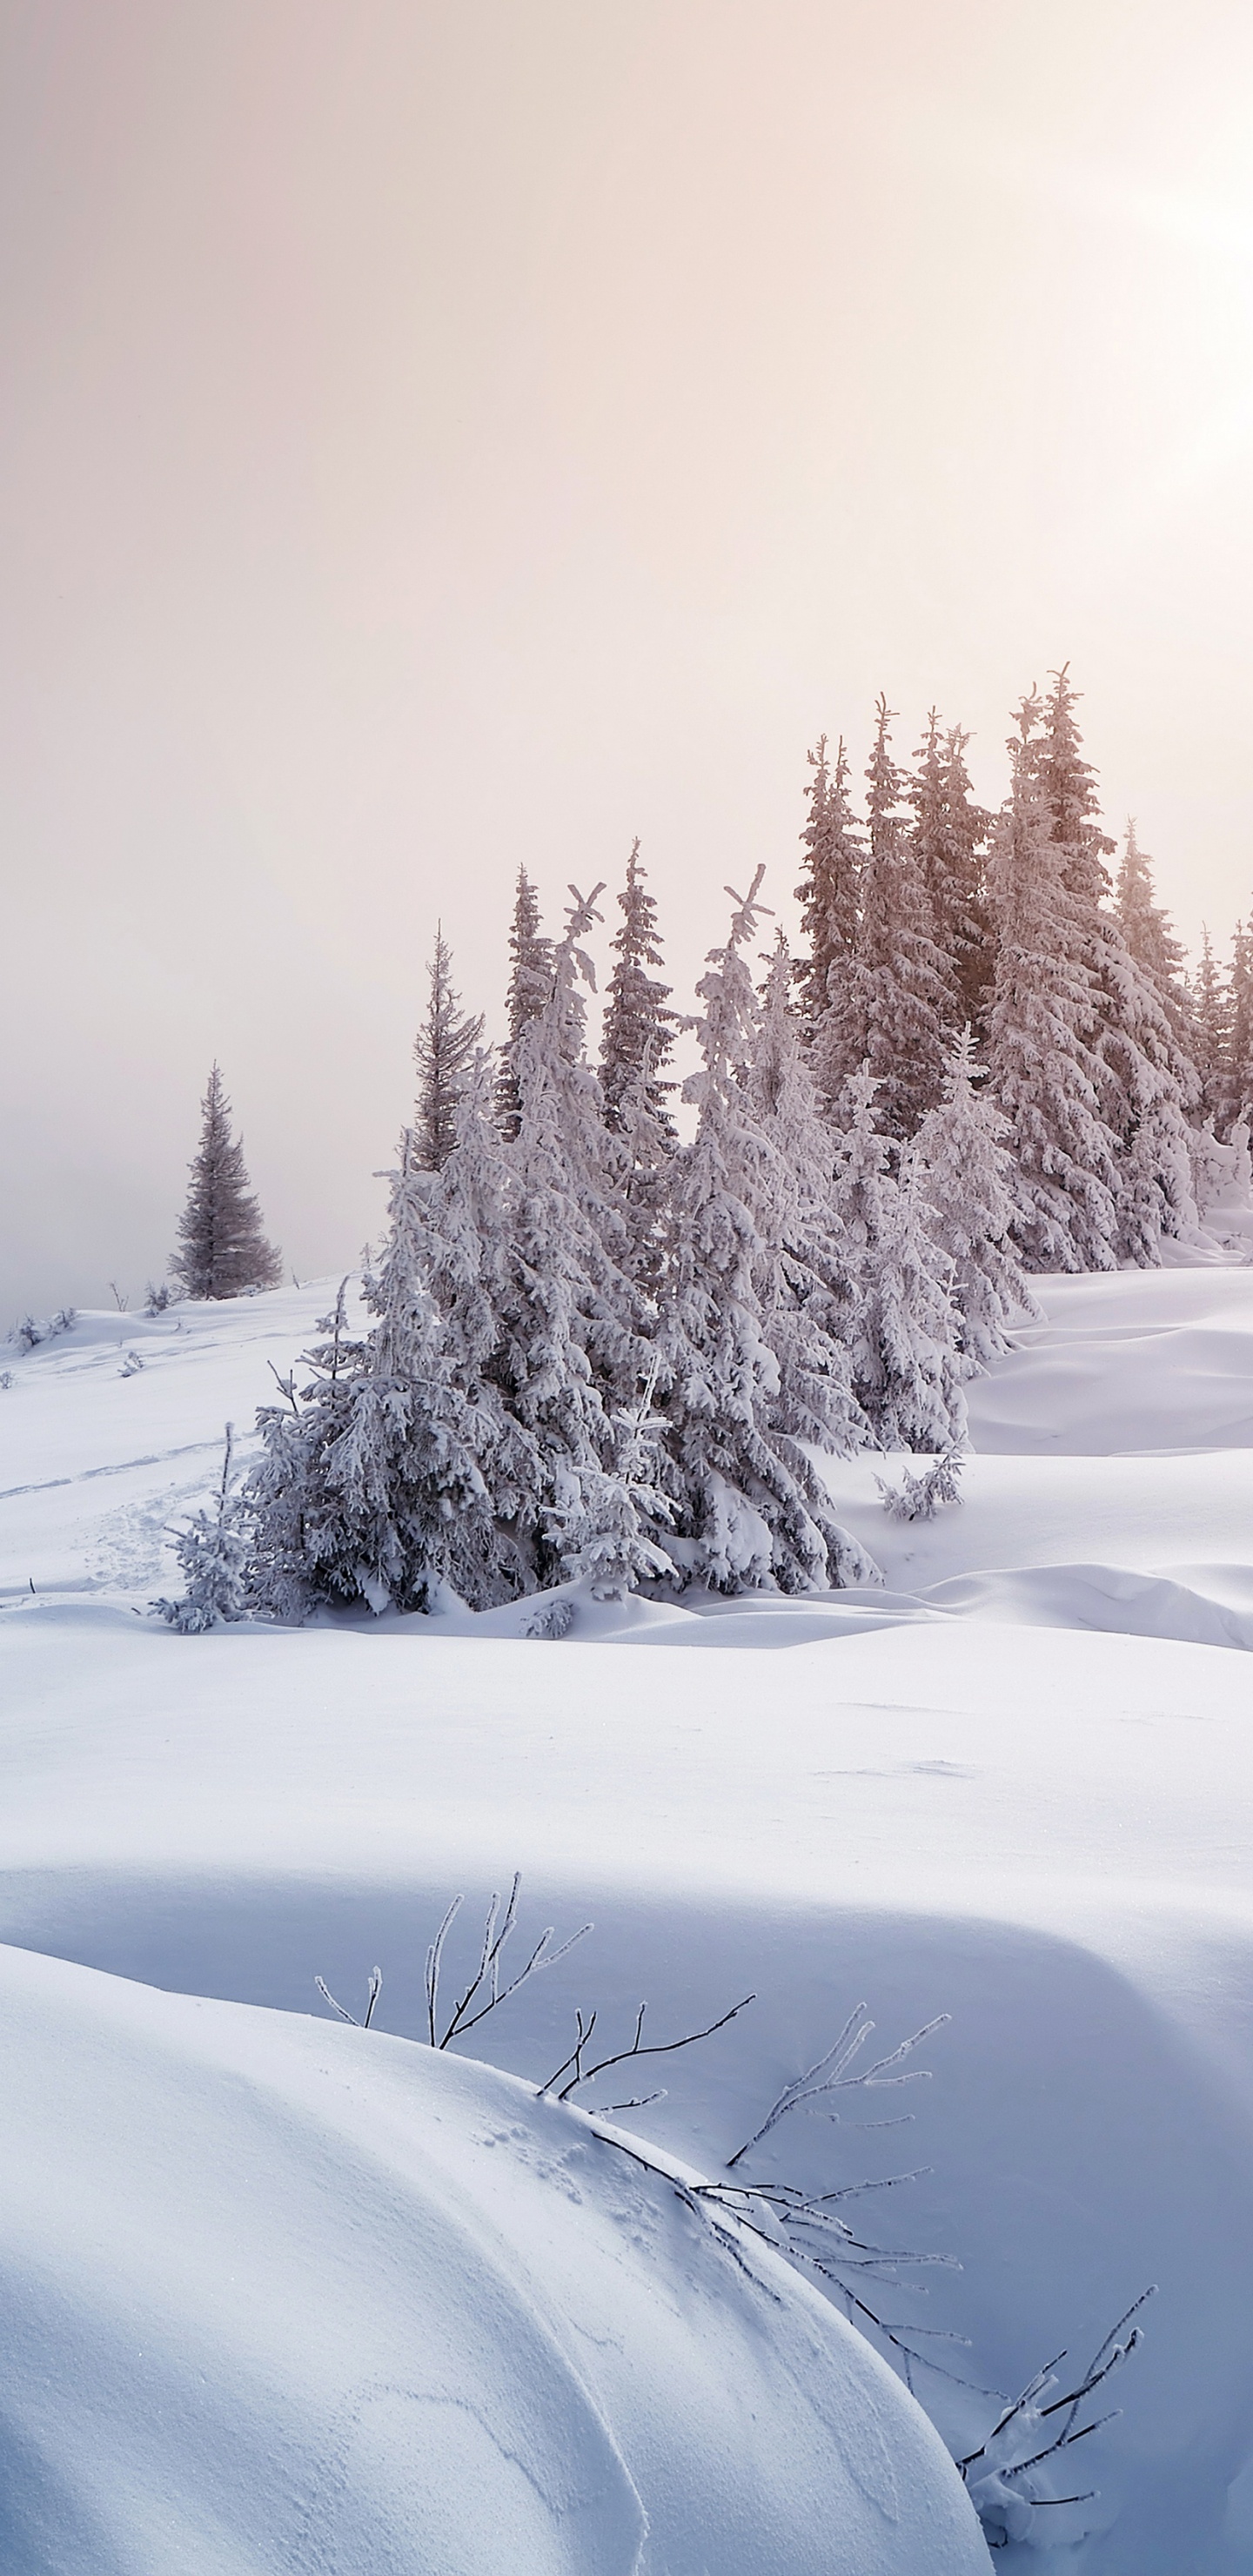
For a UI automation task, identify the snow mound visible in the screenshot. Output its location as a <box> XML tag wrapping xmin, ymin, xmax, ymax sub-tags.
<box><xmin>967</xmin><ymin>1269</ymin><xmax>1253</xmax><ymax>1453</ymax></box>
<box><xmin>0</xmin><ymin>1943</ymin><xmax>984</xmax><ymax>2576</ymax></box>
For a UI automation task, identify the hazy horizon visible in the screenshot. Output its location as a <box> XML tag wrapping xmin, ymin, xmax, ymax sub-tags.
<box><xmin>4</xmin><ymin>0</ymin><xmax>1253</xmax><ymax>1318</ymax></box>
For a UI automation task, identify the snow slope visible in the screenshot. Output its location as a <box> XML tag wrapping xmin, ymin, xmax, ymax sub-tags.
<box><xmin>0</xmin><ymin>1942</ymin><xmax>984</xmax><ymax>2576</ymax></box>
<box><xmin>4</xmin><ymin>1272</ymin><xmax>1253</xmax><ymax>2569</ymax></box>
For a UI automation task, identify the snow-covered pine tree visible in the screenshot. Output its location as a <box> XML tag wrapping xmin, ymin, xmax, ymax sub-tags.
<box><xmin>152</xmin><ymin>1424</ymin><xmax>253</xmax><ymax>1630</ymax></box>
<box><xmin>854</xmin><ymin>698</ymin><xmax>951</xmax><ymax>1138</ymax></box>
<box><xmin>412</xmin><ymin>926</ymin><xmax>484</xmax><ymax>1171</ymax></box>
<box><xmin>653</xmin><ymin>877</ymin><xmax>877</xmax><ymax>1595</ymax></box>
<box><xmin>496</xmin><ymin>868</ymin><xmax>554</xmax><ymax>1137</ymax></box>
<box><xmin>908</xmin><ymin>713</ymin><xmax>993</xmax><ymax>1036</ymax></box>
<box><xmin>598</xmin><ymin>841</ymin><xmax>678</xmax><ymax>1290</ymax></box>
<box><xmin>1190</xmin><ymin>928</ymin><xmax>1231</xmax><ymax>1130</ymax></box>
<box><xmin>829</xmin><ymin>1065</ymin><xmax>967</xmax><ymax>1451</ymax></box>
<box><xmin>913</xmin><ymin>1029</ymin><xmax>1042</xmax><ymax>1372</ymax></box>
<box><xmin>794</xmin><ymin>735</ymin><xmax>866</xmax><ymax>1105</ymax></box>
<box><xmin>985</xmin><ymin>694</ymin><xmax>1121</xmax><ymax>1272</ymax></box>
<box><xmin>248</xmin><ymin>1086</ymin><xmax>539</xmax><ymax>1621</ymax></box>
<box><xmin>170</xmin><ymin>1065</ymin><xmax>283</xmax><ymax>1298</ymax></box>
<box><xmin>1224</xmin><ymin>917</ymin><xmax>1253</xmax><ymax>1133</ymax></box>
<box><xmin>600</xmin><ymin>840</ymin><xmax>677</xmax><ymax>1138</ymax></box>
<box><xmin>1115</xmin><ymin>823</ymin><xmax>1193</xmax><ymax>1050</ymax></box>
<box><xmin>1036</xmin><ymin>675</ymin><xmax>1196</xmax><ymax>1260</ymax></box>
<box><xmin>507</xmin><ymin>886</ymin><xmax>665</xmax><ymax>1592</ymax></box>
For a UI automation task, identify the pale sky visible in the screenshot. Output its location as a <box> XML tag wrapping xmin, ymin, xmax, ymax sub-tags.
<box><xmin>3</xmin><ymin>0</ymin><xmax>1253</xmax><ymax>1317</ymax></box>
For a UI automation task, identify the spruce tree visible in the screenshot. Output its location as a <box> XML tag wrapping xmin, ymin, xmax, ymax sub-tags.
<box><xmin>794</xmin><ymin>735</ymin><xmax>864</xmax><ymax>1102</ymax></box>
<box><xmin>170</xmin><ymin>1065</ymin><xmax>283</xmax><ymax>1298</ymax></box>
<box><xmin>1190</xmin><ymin>927</ymin><xmax>1231</xmax><ymax>1130</ymax></box>
<box><xmin>653</xmin><ymin>876</ymin><xmax>877</xmax><ymax>1595</ymax></box>
<box><xmin>985</xmin><ymin>694</ymin><xmax>1120</xmax><ymax>1271</ymax></box>
<box><xmin>913</xmin><ymin>1030</ymin><xmax>1042</xmax><ymax>1372</ymax></box>
<box><xmin>908</xmin><ymin>713</ymin><xmax>993</xmax><ymax>1036</ymax></box>
<box><xmin>412</xmin><ymin>926</ymin><xmax>484</xmax><ymax>1171</ymax></box>
<box><xmin>496</xmin><ymin>868</ymin><xmax>554</xmax><ymax>1137</ymax></box>
<box><xmin>1115</xmin><ymin>823</ymin><xmax>1192</xmax><ymax>1047</ymax></box>
<box><xmin>1225</xmin><ymin>918</ymin><xmax>1253</xmax><ymax>1133</ymax></box>
<box><xmin>854</xmin><ymin>698</ymin><xmax>951</xmax><ymax>1137</ymax></box>
<box><xmin>829</xmin><ymin>1067</ymin><xmax>967</xmax><ymax>1451</ymax></box>
<box><xmin>599</xmin><ymin>840</ymin><xmax>677</xmax><ymax>1137</ymax></box>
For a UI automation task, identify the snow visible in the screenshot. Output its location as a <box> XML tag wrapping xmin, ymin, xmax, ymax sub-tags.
<box><xmin>0</xmin><ymin>1942</ymin><xmax>988</xmax><ymax>2576</ymax></box>
<box><xmin>4</xmin><ymin>1269</ymin><xmax>1253</xmax><ymax>2566</ymax></box>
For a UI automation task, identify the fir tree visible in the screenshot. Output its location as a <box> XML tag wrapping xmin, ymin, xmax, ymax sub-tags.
<box><xmin>1115</xmin><ymin>823</ymin><xmax>1191</xmax><ymax>1044</ymax></box>
<box><xmin>794</xmin><ymin>735</ymin><xmax>863</xmax><ymax>1095</ymax></box>
<box><xmin>654</xmin><ymin>876</ymin><xmax>877</xmax><ymax>1595</ymax></box>
<box><xmin>1225</xmin><ymin>918</ymin><xmax>1253</xmax><ymax>1133</ymax></box>
<box><xmin>908</xmin><ymin>713</ymin><xmax>993</xmax><ymax>1035</ymax></box>
<box><xmin>412</xmin><ymin>926</ymin><xmax>484</xmax><ymax>1171</ymax></box>
<box><xmin>986</xmin><ymin>694</ymin><xmax>1120</xmax><ymax>1272</ymax></box>
<box><xmin>913</xmin><ymin>1030</ymin><xmax>1042</xmax><ymax>1372</ymax></box>
<box><xmin>600</xmin><ymin>840</ymin><xmax>677</xmax><ymax>1137</ymax></box>
<box><xmin>854</xmin><ymin>698</ymin><xmax>951</xmax><ymax>1137</ymax></box>
<box><xmin>170</xmin><ymin>1065</ymin><xmax>282</xmax><ymax>1299</ymax></box>
<box><xmin>496</xmin><ymin>869</ymin><xmax>554</xmax><ymax>1137</ymax></box>
<box><xmin>1190</xmin><ymin>928</ymin><xmax>1231</xmax><ymax>1130</ymax></box>
<box><xmin>152</xmin><ymin>1424</ymin><xmax>253</xmax><ymax>1631</ymax></box>
<box><xmin>829</xmin><ymin>1067</ymin><xmax>967</xmax><ymax>1451</ymax></box>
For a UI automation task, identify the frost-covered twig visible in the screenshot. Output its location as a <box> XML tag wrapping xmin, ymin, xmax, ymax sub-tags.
<box><xmin>727</xmin><ymin>2002</ymin><xmax>948</xmax><ymax>2167</ymax></box>
<box><xmin>426</xmin><ymin>1874</ymin><xmax>593</xmax><ymax>2049</ymax></box>
<box><xmin>539</xmin><ymin>1991</ymin><xmax>754</xmax><ymax>2103</ymax></box>
<box><xmin>315</xmin><ymin>1966</ymin><xmax>383</xmax><ymax>2029</ymax></box>
<box><xmin>956</xmin><ymin>2289</ymin><xmax>1156</xmax><ymax>2549</ymax></box>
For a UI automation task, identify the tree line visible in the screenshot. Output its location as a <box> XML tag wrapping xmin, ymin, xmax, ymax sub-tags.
<box><xmin>164</xmin><ymin>668</ymin><xmax>1252</xmax><ymax>1620</ymax></box>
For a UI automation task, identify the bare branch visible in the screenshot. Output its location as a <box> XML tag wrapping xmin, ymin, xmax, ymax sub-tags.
<box><xmin>315</xmin><ymin>1966</ymin><xmax>382</xmax><ymax>2029</ymax></box>
<box><xmin>545</xmin><ymin>1992</ymin><xmax>754</xmax><ymax>2103</ymax></box>
<box><xmin>727</xmin><ymin>2008</ymin><xmax>948</xmax><ymax>2168</ymax></box>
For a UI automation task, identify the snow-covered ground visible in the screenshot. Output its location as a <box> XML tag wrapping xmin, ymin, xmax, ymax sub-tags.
<box><xmin>3</xmin><ymin>1273</ymin><xmax>1253</xmax><ymax>2569</ymax></box>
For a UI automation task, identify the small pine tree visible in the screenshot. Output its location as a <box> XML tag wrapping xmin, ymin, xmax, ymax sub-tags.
<box><xmin>412</xmin><ymin>926</ymin><xmax>484</xmax><ymax>1171</ymax></box>
<box><xmin>153</xmin><ymin>1425</ymin><xmax>253</xmax><ymax>1630</ymax></box>
<box><xmin>913</xmin><ymin>1030</ymin><xmax>1042</xmax><ymax>1372</ymax></box>
<box><xmin>496</xmin><ymin>868</ymin><xmax>554</xmax><ymax>1137</ymax></box>
<box><xmin>170</xmin><ymin>1065</ymin><xmax>282</xmax><ymax>1299</ymax></box>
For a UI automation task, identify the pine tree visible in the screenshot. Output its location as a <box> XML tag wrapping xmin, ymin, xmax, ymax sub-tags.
<box><xmin>170</xmin><ymin>1065</ymin><xmax>283</xmax><ymax>1298</ymax></box>
<box><xmin>1115</xmin><ymin>823</ymin><xmax>1192</xmax><ymax>1047</ymax></box>
<box><xmin>653</xmin><ymin>877</ymin><xmax>877</xmax><ymax>1595</ymax></box>
<box><xmin>854</xmin><ymin>698</ymin><xmax>951</xmax><ymax>1137</ymax></box>
<box><xmin>829</xmin><ymin>1067</ymin><xmax>967</xmax><ymax>1451</ymax></box>
<box><xmin>600</xmin><ymin>840</ymin><xmax>677</xmax><ymax>1137</ymax></box>
<box><xmin>496</xmin><ymin>869</ymin><xmax>554</xmax><ymax>1137</ymax></box>
<box><xmin>985</xmin><ymin>694</ymin><xmax>1121</xmax><ymax>1271</ymax></box>
<box><xmin>913</xmin><ymin>1030</ymin><xmax>1042</xmax><ymax>1372</ymax></box>
<box><xmin>412</xmin><ymin>926</ymin><xmax>484</xmax><ymax>1171</ymax></box>
<box><xmin>1190</xmin><ymin>928</ymin><xmax>1231</xmax><ymax>1130</ymax></box>
<box><xmin>908</xmin><ymin>713</ymin><xmax>993</xmax><ymax>1035</ymax></box>
<box><xmin>794</xmin><ymin>735</ymin><xmax>863</xmax><ymax>1097</ymax></box>
<box><xmin>1226</xmin><ymin>918</ymin><xmax>1253</xmax><ymax>1132</ymax></box>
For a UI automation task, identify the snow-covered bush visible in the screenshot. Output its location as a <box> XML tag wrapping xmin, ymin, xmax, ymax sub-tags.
<box><xmin>875</xmin><ymin>1448</ymin><xmax>965</xmax><ymax>1522</ymax></box>
<box><xmin>152</xmin><ymin>1426</ymin><xmax>253</xmax><ymax>1633</ymax></box>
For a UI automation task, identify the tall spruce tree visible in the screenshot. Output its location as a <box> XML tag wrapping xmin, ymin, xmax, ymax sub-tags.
<box><xmin>908</xmin><ymin>713</ymin><xmax>993</xmax><ymax>1036</ymax></box>
<box><xmin>1190</xmin><ymin>928</ymin><xmax>1231</xmax><ymax>1130</ymax></box>
<box><xmin>412</xmin><ymin>927</ymin><xmax>484</xmax><ymax>1171</ymax></box>
<box><xmin>829</xmin><ymin>1067</ymin><xmax>967</xmax><ymax>1451</ymax></box>
<box><xmin>653</xmin><ymin>875</ymin><xmax>877</xmax><ymax>1595</ymax></box>
<box><xmin>1225</xmin><ymin>918</ymin><xmax>1253</xmax><ymax>1133</ymax></box>
<box><xmin>495</xmin><ymin>868</ymin><xmax>554</xmax><ymax>1137</ymax></box>
<box><xmin>854</xmin><ymin>698</ymin><xmax>951</xmax><ymax>1137</ymax></box>
<box><xmin>170</xmin><ymin>1065</ymin><xmax>282</xmax><ymax>1299</ymax></box>
<box><xmin>913</xmin><ymin>1030</ymin><xmax>1042</xmax><ymax>1372</ymax></box>
<box><xmin>794</xmin><ymin>735</ymin><xmax>864</xmax><ymax>1101</ymax></box>
<box><xmin>1115</xmin><ymin>823</ymin><xmax>1192</xmax><ymax>1047</ymax></box>
<box><xmin>600</xmin><ymin>841</ymin><xmax>677</xmax><ymax>1137</ymax></box>
<box><xmin>985</xmin><ymin>694</ymin><xmax>1121</xmax><ymax>1271</ymax></box>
